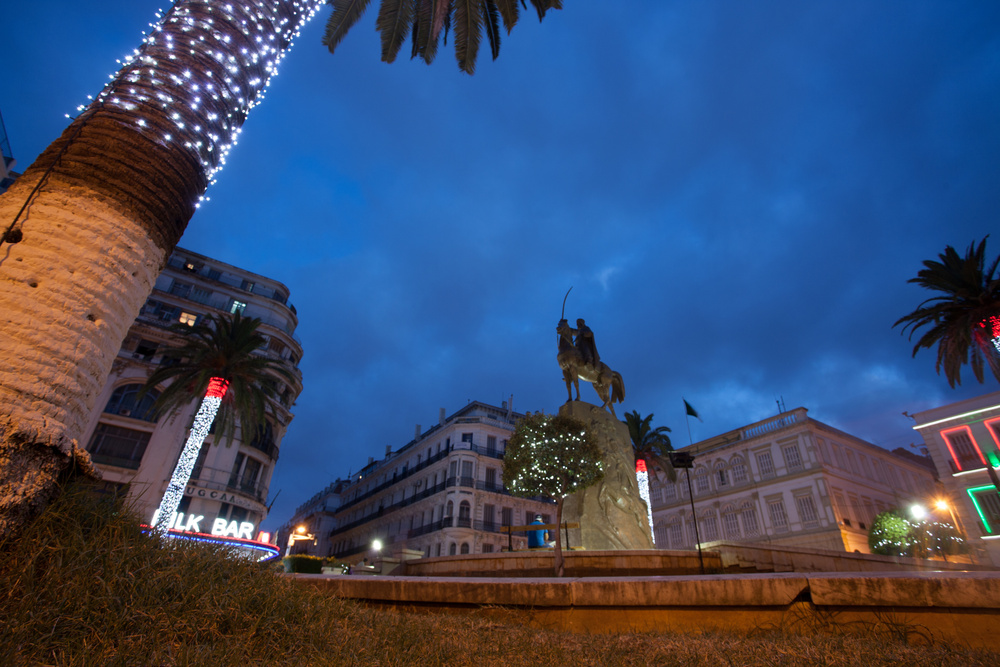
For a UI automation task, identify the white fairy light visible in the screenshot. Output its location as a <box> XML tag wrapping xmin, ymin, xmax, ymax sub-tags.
<box><xmin>152</xmin><ymin>377</ymin><xmax>229</xmax><ymax>535</ymax></box>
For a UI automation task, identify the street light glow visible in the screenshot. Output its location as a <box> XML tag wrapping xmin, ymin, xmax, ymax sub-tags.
<box><xmin>910</xmin><ymin>504</ymin><xmax>927</xmax><ymax>520</ymax></box>
<box><xmin>372</xmin><ymin>539</ymin><xmax>383</xmax><ymax>551</ymax></box>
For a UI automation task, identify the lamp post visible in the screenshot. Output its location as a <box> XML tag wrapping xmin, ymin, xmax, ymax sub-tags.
<box><xmin>669</xmin><ymin>451</ymin><xmax>704</xmax><ymax>575</ymax></box>
<box><xmin>285</xmin><ymin>524</ymin><xmax>315</xmax><ymax>557</ymax></box>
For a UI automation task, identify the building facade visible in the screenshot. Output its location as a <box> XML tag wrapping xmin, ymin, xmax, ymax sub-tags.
<box><xmin>0</xmin><ymin>107</ymin><xmax>19</xmax><ymax>194</ymax></box>
<box><xmin>81</xmin><ymin>247</ymin><xmax>303</xmax><ymax>538</ymax></box>
<box><xmin>912</xmin><ymin>390</ymin><xmax>1000</xmax><ymax>566</ymax></box>
<box><xmin>650</xmin><ymin>408</ymin><xmax>937</xmax><ymax>554</ymax></box>
<box><xmin>321</xmin><ymin>401</ymin><xmax>555</xmax><ymax>563</ymax></box>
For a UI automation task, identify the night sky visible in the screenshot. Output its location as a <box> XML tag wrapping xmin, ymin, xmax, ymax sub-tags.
<box><xmin>3</xmin><ymin>1</ymin><xmax>998</xmax><ymax>531</ymax></box>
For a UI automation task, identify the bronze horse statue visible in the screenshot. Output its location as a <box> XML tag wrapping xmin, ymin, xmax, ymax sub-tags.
<box><xmin>557</xmin><ymin>318</ymin><xmax>625</xmax><ymax>417</ymax></box>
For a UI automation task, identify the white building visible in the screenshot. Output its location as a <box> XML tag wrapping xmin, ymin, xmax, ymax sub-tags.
<box><xmin>82</xmin><ymin>247</ymin><xmax>303</xmax><ymax>539</ymax></box>
<box><xmin>912</xmin><ymin>390</ymin><xmax>1000</xmax><ymax>566</ymax></box>
<box><xmin>279</xmin><ymin>479</ymin><xmax>348</xmax><ymax>557</ymax></box>
<box><xmin>323</xmin><ymin>401</ymin><xmax>555</xmax><ymax>563</ymax></box>
<box><xmin>650</xmin><ymin>408</ymin><xmax>937</xmax><ymax>554</ymax></box>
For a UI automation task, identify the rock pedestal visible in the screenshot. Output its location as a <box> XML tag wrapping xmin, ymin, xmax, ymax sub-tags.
<box><xmin>560</xmin><ymin>401</ymin><xmax>654</xmax><ymax>550</ymax></box>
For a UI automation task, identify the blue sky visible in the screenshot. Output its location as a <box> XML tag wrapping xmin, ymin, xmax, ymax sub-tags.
<box><xmin>3</xmin><ymin>1</ymin><xmax>999</xmax><ymax>530</ymax></box>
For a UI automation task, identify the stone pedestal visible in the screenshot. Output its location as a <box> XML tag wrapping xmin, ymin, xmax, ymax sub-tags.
<box><xmin>560</xmin><ymin>401</ymin><xmax>654</xmax><ymax>550</ymax></box>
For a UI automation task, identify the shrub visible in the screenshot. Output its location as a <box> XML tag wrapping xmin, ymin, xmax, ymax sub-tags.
<box><xmin>283</xmin><ymin>554</ymin><xmax>323</xmax><ymax>573</ymax></box>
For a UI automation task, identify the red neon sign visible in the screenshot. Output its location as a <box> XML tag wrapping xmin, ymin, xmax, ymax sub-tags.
<box><xmin>941</xmin><ymin>425</ymin><xmax>987</xmax><ymax>471</ymax></box>
<box><xmin>635</xmin><ymin>459</ymin><xmax>647</xmax><ymax>473</ymax></box>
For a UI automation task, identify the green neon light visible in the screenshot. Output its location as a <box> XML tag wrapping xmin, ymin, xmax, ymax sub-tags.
<box><xmin>966</xmin><ymin>484</ymin><xmax>999</xmax><ymax>533</ymax></box>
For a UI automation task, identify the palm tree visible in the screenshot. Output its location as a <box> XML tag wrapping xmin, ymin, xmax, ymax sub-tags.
<box><xmin>0</xmin><ymin>1</ymin><xmax>561</xmax><ymax>536</ymax></box>
<box><xmin>142</xmin><ymin>311</ymin><xmax>297</xmax><ymax>534</ymax></box>
<box><xmin>623</xmin><ymin>410</ymin><xmax>674</xmax><ymax>544</ymax></box>
<box><xmin>623</xmin><ymin>410</ymin><xmax>675</xmax><ymax>482</ymax></box>
<box><xmin>894</xmin><ymin>237</ymin><xmax>1000</xmax><ymax>388</ymax></box>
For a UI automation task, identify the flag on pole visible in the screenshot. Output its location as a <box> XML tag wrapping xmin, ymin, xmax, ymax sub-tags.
<box><xmin>684</xmin><ymin>399</ymin><xmax>702</xmax><ymax>421</ymax></box>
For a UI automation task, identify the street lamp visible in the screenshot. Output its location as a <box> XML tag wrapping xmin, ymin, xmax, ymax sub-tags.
<box><xmin>284</xmin><ymin>524</ymin><xmax>315</xmax><ymax>557</ymax></box>
<box><xmin>910</xmin><ymin>504</ymin><xmax>927</xmax><ymax>521</ymax></box>
<box><xmin>668</xmin><ymin>451</ymin><xmax>704</xmax><ymax>575</ymax></box>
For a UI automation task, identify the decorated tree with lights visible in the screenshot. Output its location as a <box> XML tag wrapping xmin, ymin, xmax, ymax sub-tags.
<box><xmin>869</xmin><ymin>508</ymin><xmax>968</xmax><ymax>560</ymax></box>
<box><xmin>502</xmin><ymin>412</ymin><xmax>603</xmax><ymax>577</ymax></box>
<box><xmin>623</xmin><ymin>410</ymin><xmax>674</xmax><ymax>544</ymax></box>
<box><xmin>141</xmin><ymin>311</ymin><xmax>296</xmax><ymax>534</ymax></box>
<box><xmin>894</xmin><ymin>236</ymin><xmax>1000</xmax><ymax>388</ymax></box>
<box><xmin>0</xmin><ymin>0</ymin><xmax>563</xmax><ymax>537</ymax></box>
<box><xmin>868</xmin><ymin>509</ymin><xmax>916</xmax><ymax>557</ymax></box>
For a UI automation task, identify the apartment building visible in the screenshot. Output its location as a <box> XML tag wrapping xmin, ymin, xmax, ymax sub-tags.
<box><xmin>651</xmin><ymin>408</ymin><xmax>937</xmax><ymax>553</ymax></box>
<box><xmin>912</xmin><ymin>390</ymin><xmax>1000</xmax><ymax>565</ymax></box>
<box><xmin>81</xmin><ymin>247</ymin><xmax>303</xmax><ymax>539</ymax></box>
<box><xmin>322</xmin><ymin>401</ymin><xmax>555</xmax><ymax>563</ymax></box>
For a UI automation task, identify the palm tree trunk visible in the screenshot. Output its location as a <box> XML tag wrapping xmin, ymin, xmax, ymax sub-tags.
<box><xmin>553</xmin><ymin>496</ymin><xmax>565</xmax><ymax>577</ymax></box>
<box><xmin>152</xmin><ymin>378</ymin><xmax>229</xmax><ymax>534</ymax></box>
<box><xmin>0</xmin><ymin>0</ymin><xmax>315</xmax><ymax>538</ymax></box>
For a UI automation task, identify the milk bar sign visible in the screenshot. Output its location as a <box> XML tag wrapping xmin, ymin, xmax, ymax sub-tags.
<box><xmin>153</xmin><ymin>511</ymin><xmax>256</xmax><ymax>540</ymax></box>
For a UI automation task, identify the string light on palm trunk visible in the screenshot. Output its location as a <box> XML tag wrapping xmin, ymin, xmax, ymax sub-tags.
<box><xmin>981</xmin><ymin>315</ymin><xmax>1000</xmax><ymax>353</ymax></box>
<box><xmin>80</xmin><ymin>1</ymin><xmax>325</xmax><ymax>206</ymax></box>
<box><xmin>635</xmin><ymin>459</ymin><xmax>654</xmax><ymax>544</ymax></box>
<box><xmin>153</xmin><ymin>377</ymin><xmax>229</xmax><ymax>535</ymax></box>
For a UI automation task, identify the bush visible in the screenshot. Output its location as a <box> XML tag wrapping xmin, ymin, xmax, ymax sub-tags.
<box><xmin>283</xmin><ymin>553</ymin><xmax>323</xmax><ymax>573</ymax></box>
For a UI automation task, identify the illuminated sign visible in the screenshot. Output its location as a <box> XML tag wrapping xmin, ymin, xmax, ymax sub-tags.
<box><xmin>151</xmin><ymin>510</ymin><xmax>256</xmax><ymax>540</ymax></box>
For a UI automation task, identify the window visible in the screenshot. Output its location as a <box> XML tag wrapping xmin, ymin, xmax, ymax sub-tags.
<box><xmin>700</xmin><ymin>514</ymin><xmax>719</xmax><ymax>542</ymax></box>
<box><xmin>483</xmin><ymin>504</ymin><xmax>495</xmax><ymax>529</ymax></box>
<box><xmin>133</xmin><ymin>339</ymin><xmax>159</xmax><ymax>361</ymax></box>
<box><xmin>654</xmin><ymin>522</ymin><xmax>669</xmax><ymax>547</ymax></box>
<box><xmin>501</xmin><ymin>507</ymin><xmax>513</xmax><ymax>526</ymax></box>
<box><xmin>663</xmin><ymin>482</ymin><xmax>676</xmax><ymax>500</ymax></box>
<box><xmin>848</xmin><ymin>493</ymin><xmax>863</xmax><ymax>528</ymax></box>
<box><xmin>170</xmin><ymin>281</ymin><xmax>192</xmax><ymax>298</ymax></box>
<box><xmin>716</xmin><ymin>466</ymin><xmax>729</xmax><ymax>488</ymax></box>
<box><xmin>461</xmin><ymin>433</ymin><xmax>473</xmax><ymax>444</ymax></box>
<box><xmin>487</xmin><ymin>435</ymin><xmax>497</xmax><ymax>454</ymax></box>
<box><xmin>740</xmin><ymin>503</ymin><xmax>760</xmax><ymax>536</ymax></box>
<box><xmin>668</xmin><ymin>520</ymin><xmax>683</xmax><ymax>548</ymax></box>
<box><xmin>859</xmin><ymin>455</ymin><xmax>873</xmax><ymax>480</ymax></box>
<box><xmin>768</xmin><ymin>500</ymin><xmax>789</xmax><ymax>532</ymax></box>
<box><xmin>241</xmin><ymin>279</ymin><xmax>255</xmax><ymax>293</ymax></box>
<box><xmin>968</xmin><ymin>487</ymin><xmax>1000</xmax><ymax>534</ymax></box>
<box><xmin>731</xmin><ymin>457</ymin><xmax>748</xmax><ymax>484</ymax></box>
<box><xmin>460</xmin><ymin>543</ymin><xmax>470</xmax><ymax>554</ymax></box>
<box><xmin>87</xmin><ymin>423</ymin><xmax>152</xmax><ymax>469</ymax></box>
<box><xmin>449</xmin><ymin>543</ymin><xmax>457</xmax><ymax>556</ymax></box>
<box><xmin>722</xmin><ymin>510</ymin><xmax>741</xmax><ymax>539</ymax></box>
<box><xmin>781</xmin><ymin>444</ymin><xmax>802</xmax><ymax>472</ymax></box>
<box><xmin>179</xmin><ymin>311</ymin><xmax>197</xmax><ymax>326</ymax></box>
<box><xmin>816</xmin><ymin>439</ymin><xmax>830</xmax><ymax>465</ymax></box>
<box><xmin>458</xmin><ymin>501</ymin><xmax>471</xmax><ymax>527</ymax></box>
<box><xmin>695</xmin><ymin>468</ymin><xmax>710</xmax><ymax>494</ymax></box>
<box><xmin>651</xmin><ymin>483</ymin><xmax>662</xmax><ymax>503</ymax></box>
<box><xmin>228</xmin><ymin>299</ymin><xmax>247</xmax><ymax>315</ymax></box>
<box><xmin>795</xmin><ymin>495</ymin><xmax>819</xmax><ymax>525</ymax></box>
<box><xmin>461</xmin><ymin>461</ymin><xmax>474</xmax><ymax>484</ymax></box>
<box><xmin>942</xmin><ymin>426</ymin><xmax>985</xmax><ymax>471</ymax></box>
<box><xmin>268</xmin><ymin>337</ymin><xmax>287</xmax><ymax>356</ymax></box>
<box><xmin>831</xmin><ymin>444</ymin><xmax>845</xmax><ymax>468</ymax></box>
<box><xmin>755</xmin><ymin>451</ymin><xmax>775</xmax><ymax>478</ymax></box>
<box><xmin>485</xmin><ymin>468</ymin><xmax>497</xmax><ymax>489</ymax></box>
<box><xmin>104</xmin><ymin>384</ymin><xmax>160</xmax><ymax>422</ymax></box>
<box><xmin>845</xmin><ymin>450</ymin><xmax>858</xmax><ymax>474</ymax></box>
<box><xmin>482</xmin><ymin>543</ymin><xmax>494</xmax><ymax>553</ymax></box>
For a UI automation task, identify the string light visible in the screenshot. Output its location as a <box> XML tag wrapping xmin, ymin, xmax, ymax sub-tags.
<box><xmin>84</xmin><ymin>1</ymin><xmax>325</xmax><ymax>206</ymax></box>
<box><xmin>980</xmin><ymin>315</ymin><xmax>1000</xmax><ymax>353</ymax></box>
<box><xmin>635</xmin><ymin>459</ymin><xmax>654</xmax><ymax>544</ymax></box>
<box><xmin>152</xmin><ymin>377</ymin><xmax>230</xmax><ymax>535</ymax></box>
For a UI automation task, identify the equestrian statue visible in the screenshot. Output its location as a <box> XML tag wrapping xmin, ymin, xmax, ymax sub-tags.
<box><xmin>556</xmin><ymin>290</ymin><xmax>625</xmax><ymax>417</ymax></box>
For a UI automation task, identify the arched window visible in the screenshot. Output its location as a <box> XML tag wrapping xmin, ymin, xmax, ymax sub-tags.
<box><xmin>730</xmin><ymin>456</ymin><xmax>748</xmax><ymax>484</ymax></box>
<box><xmin>715</xmin><ymin>462</ymin><xmax>729</xmax><ymax>489</ymax></box>
<box><xmin>460</xmin><ymin>542</ymin><xmax>470</xmax><ymax>554</ymax></box>
<box><xmin>740</xmin><ymin>501</ymin><xmax>760</xmax><ymax>537</ymax></box>
<box><xmin>700</xmin><ymin>511</ymin><xmax>719</xmax><ymax>542</ymax></box>
<box><xmin>694</xmin><ymin>467</ymin><xmax>710</xmax><ymax>494</ymax></box>
<box><xmin>448</xmin><ymin>542</ymin><xmax>457</xmax><ymax>556</ymax></box>
<box><xmin>667</xmin><ymin>517</ymin><xmax>683</xmax><ymax>548</ymax></box>
<box><xmin>104</xmin><ymin>384</ymin><xmax>160</xmax><ymax>422</ymax></box>
<box><xmin>653</xmin><ymin>521</ymin><xmax>669</xmax><ymax>547</ymax></box>
<box><xmin>445</xmin><ymin>501</ymin><xmax>454</xmax><ymax>517</ymax></box>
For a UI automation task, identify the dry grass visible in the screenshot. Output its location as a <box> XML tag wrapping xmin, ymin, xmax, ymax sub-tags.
<box><xmin>1</xmin><ymin>481</ymin><xmax>997</xmax><ymax>666</ymax></box>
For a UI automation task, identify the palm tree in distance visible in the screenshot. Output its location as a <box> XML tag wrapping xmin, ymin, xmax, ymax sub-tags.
<box><xmin>624</xmin><ymin>410</ymin><xmax>675</xmax><ymax>482</ymax></box>
<box><xmin>623</xmin><ymin>410</ymin><xmax>674</xmax><ymax>545</ymax></box>
<box><xmin>894</xmin><ymin>237</ymin><xmax>1000</xmax><ymax>388</ymax></box>
<box><xmin>0</xmin><ymin>0</ymin><xmax>562</xmax><ymax>536</ymax></box>
<box><xmin>141</xmin><ymin>311</ymin><xmax>298</xmax><ymax>534</ymax></box>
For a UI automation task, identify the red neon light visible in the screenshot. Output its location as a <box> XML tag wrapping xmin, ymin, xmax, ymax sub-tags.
<box><xmin>941</xmin><ymin>425</ymin><xmax>987</xmax><ymax>471</ymax></box>
<box><xmin>206</xmin><ymin>377</ymin><xmax>229</xmax><ymax>399</ymax></box>
<box><xmin>985</xmin><ymin>418</ymin><xmax>1000</xmax><ymax>452</ymax></box>
<box><xmin>981</xmin><ymin>315</ymin><xmax>1000</xmax><ymax>339</ymax></box>
<box><xmin>636</xmin><ymin>459</ymin><xmax>647</xmax><ymax>473</ymax></box>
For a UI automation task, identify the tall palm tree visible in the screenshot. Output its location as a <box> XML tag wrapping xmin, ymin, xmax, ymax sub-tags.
<box><xmin>623</xmin><ymin>410</ymin><xmax>673</xmax><ymax>544</ymax></box>
<box><xmin>894</xmin><ymin>237</ymin><xmax>1000</xmax><ymax>388</ymax></box>
<box><xmin>0</xmin><ymin>0</ymin><xmax>562</xmax><ymax>536</ymax></box>
<box><xmin>623</xmin><ymin>410</ymin><xmax>675</xmax><ymax>482</ymax></box>
<box><xmin>142</xmin><ymin>311</ymin><xmax>297</xmax><ymax>534</ymax></box>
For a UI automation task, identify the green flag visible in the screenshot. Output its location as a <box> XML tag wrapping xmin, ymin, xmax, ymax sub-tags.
<box><xmin>684</xmin><ymin>399</ymin><xmax>701</xmax><ymax>421</ymax></box>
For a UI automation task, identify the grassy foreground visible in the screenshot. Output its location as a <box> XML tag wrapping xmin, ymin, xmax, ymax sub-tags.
<box><xmin>1</xmin><ymin>482</ymin><xmax>997</xmax><ymax>666</ymax></box>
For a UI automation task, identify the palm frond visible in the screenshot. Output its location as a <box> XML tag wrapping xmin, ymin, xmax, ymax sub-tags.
<box><xmin>894</xmin><ymin>236</ymin><xmax>1000</xmax><ymax>387</ymax></box>
<box><xmin>524</xmin><ymin>0</ymin><xmax>562</xmax><ymax>21</ymax></box>
<box><xmin>323</xmin><ymin>0</ymin><xmax>375</xmax><ymax>54</ymax></box>
<box><xmin>494</xmin><ymin>0</ymin><xmax>520</xmax><ymax>33</ymax></box>
<box><xmin>483</xmin><ymin>0</ymin><xmax>502</xmax><ymax>60</ymax></box>
<box><xmin>377</xmin><ymin>0</ymin><xmax>416</xmax><ymax>63</ymax></box>
<box><xmin>453</xmin><ymin>0</ymin><xmax>484</xmax><ymax>73</ymax></box>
